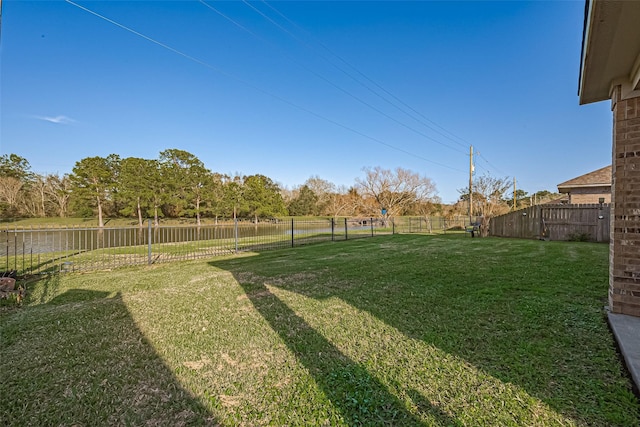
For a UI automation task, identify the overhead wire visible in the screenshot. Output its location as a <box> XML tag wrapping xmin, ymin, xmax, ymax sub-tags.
<box><xmin>64</xmin><ymin>0</ymin><xmax>465</xmax><ymax>173</ymax></box>
<box><xmin>259</xmin><ymin>0</ymin><xmax>470</xmax><ymax>151</ymax></box>
<box><xmin>201</xmin><ymin>0</ymin><xmax>466</xmax><ymax>155</ymax></box>
<box><xmin>258</xmin><ymin>1</ymin><xmax>515</xmax><ymax>178</ymax></box>
<box><xmin>476</xmin><ymin>151</ymin><xmax>508</xmax><ymax>176</ymax></box>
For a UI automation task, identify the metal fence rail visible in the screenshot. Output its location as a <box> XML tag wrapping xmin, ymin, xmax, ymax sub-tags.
<box><xmin>1</xmin><ymin>218</ymin><xmax>387</xmax><ymax>275</ymax></box>
<box><xmin>2</xmin><ymin>216</ymin><xmax>471</xmax><ymax>276</ymax></box>
<box><xmin>391</xmin><ymin>216</ymin><xmax>468</xmax><ymax>234</ymax></box>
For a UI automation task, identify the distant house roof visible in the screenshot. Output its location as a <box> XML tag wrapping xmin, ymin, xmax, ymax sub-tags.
<box><xmin>543</xmin><ymin>195</ymin><xmax>569</xmax><ymax>205</ymax></box>
<box><xmin>557</xmin><ymin>165</ymin><xmax>611</xmax><ymax>192</ymax></box>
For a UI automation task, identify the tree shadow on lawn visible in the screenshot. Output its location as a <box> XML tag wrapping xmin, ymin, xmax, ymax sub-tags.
<box><xmin>0</xmin><ymin>289</ymin><xmax>217</xmax><ymax>426</ymax></box>
<box><xmin>209</xmin><ymin>245</ymin><xmax>638</xmax><ymax>425</ymax></box>
<box><xmin>237</xmin><ymin>279</ymin><xmax>460</xmax><ymax>426</ymax></box>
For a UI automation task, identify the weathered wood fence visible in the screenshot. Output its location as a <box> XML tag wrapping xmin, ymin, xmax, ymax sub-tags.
<box><xmin>489</xmin><ymin>204</ymin><xmax>611</xmax><ymax>242</ymax></box>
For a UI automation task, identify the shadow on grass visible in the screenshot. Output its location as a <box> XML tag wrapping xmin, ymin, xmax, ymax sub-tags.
<box><xmin>0</xmin><ymin>289</ymin><xmax>216</xmax><ymax>426</ymax></box>
<box><xmin>236</xmin><ymin>279</ymin><xmax>460</xmax><ymax>426</ymax></box>
<box><xmin>209</xmin><ymin>236</ymin><xmax>638</xmax><ymax>425</ymax></box>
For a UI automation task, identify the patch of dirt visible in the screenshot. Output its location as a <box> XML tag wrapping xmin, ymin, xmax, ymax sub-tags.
<box><xmin>183</xmin><ymin>360</ymin><xmax>204</xmax><ymax>370</ymax></box>
<box><xmin>183</xmin><ymin>355</ymin><xmax>211</xmax><ymax>370</ymax></box>
<box><xmin>221</xmin><ymin>353</ymin><xmax>238</xmax><ymax>366</ymax></box>
<box><xmin>218</xmin><ymin>394</ymin><xmax>242</xmax><ymax>408</ymax></box>
<box><xmin>236</xmin><ymin>290</ymin><xmax>271</xmax><ymax>301</ymax></box>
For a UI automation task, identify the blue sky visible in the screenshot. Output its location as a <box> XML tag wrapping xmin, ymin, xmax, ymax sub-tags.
<box><xmin>1</xmin><ymin>0</ymin><xmax>612</xmax><ymax>203</ymax></box>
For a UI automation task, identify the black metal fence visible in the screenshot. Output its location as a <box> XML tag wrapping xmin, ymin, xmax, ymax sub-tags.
<box><xmin>2</xmin><ymin>216</ymin><xmax>470</xmax><ymax>276</ymax></box>
<box><xmin>391</xmin><ymin>216</ymin><xmax>468</xmax><ymax>234</ymax></box>
<box><xmin>1</xmin><ymin>218</ymin><xmax>378</xmax><ymax>275</ymax></box>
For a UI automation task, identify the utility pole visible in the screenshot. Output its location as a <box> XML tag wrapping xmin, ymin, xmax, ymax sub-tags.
<box><xmin>469</xmin><ymin>145</ymin><xmax>474</xmax><ymax>224</ymax></box>
<box><xmin>513</xmin><ymin>177</ymin><xmax>517</xmax><ymax>211</ymax></box>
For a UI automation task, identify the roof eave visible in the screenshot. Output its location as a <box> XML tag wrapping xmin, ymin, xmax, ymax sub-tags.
<box><xmin>578</xmin><ymin>0</ymin><xmax>640</xmax><ymax>105</ymax></box>
<box><xmin>557</xmin><ymin>183</ymin><xmax>611</xmax><ymax>190</ymax></box>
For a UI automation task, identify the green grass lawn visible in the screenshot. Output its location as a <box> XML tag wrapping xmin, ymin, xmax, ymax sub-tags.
<box><xmin>1</xmin><ymin>234</ymin><xmax>637</xmax><ymax>426</ymax></box>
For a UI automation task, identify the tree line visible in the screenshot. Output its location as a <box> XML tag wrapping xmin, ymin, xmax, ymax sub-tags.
<box><xmin>1</xmin><ymin>151</ymin><xmax>559</xmax><ymax>226</ymax></box>
<box><xmin>0</xmin><ymin>150</ymin><xmax>447</xmax><ymax>226</ymax></box>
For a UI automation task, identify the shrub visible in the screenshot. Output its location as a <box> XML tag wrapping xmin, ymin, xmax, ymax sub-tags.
<box><xmin>567</xmin><ymin>232</ymin><xmax>592</xmax><ymax>242</ymax></box>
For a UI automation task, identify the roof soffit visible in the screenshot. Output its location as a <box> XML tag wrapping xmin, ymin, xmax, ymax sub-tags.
<box><xmin>579</xmin><ymin>0</ymin><xmax>640</xmax><ymax>104</ymax></box>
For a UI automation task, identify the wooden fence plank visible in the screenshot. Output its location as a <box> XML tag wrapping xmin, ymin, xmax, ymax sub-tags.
<box><xmin>489</xmin><ymin>204</ymin><xmax>610</xmax><ymax>242</ymax></box>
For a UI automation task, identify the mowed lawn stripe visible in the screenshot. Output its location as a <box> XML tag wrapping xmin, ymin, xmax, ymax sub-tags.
<box><xmin>1</xmin><ymin>234</ymin><xmax>637</xmax><ymax>426</ymax></box>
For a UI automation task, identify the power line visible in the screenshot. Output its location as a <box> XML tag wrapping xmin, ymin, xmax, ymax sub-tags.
<box><xmin>476</xmin><ymin>151</ymin><xmax>508</xmax><ymax>176</ymax></box>
<box><xmin>260</xmin><ymin>0</ymin><xmax>471</xmax><ymax>151</ymax></box>
<box><xmin>257</xmin><ymin>1</ymin><xmax>518</xmax><ymax>180</ymax></box>
<box><xmin>64</xmin><ymin>0</ymin><xmax>465</xmax><ymax>173</ymax></box>
<box><xmin>198</xmin><ymin>0</ymin><xmax>261</xmax><ymax>40</ymax></box>
<box><xmin>201</xmin><ymin>0</ymin><xmax>466</xmax><ymax>155</ymax></box>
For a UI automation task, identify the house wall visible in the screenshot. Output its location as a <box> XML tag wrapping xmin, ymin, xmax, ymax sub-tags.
<box><xmin>567</xmin><ymin>187</ymin><xmax>611</xmax><ymax>204</ymax></box>
<box><xmin>609</xmin><ymin>89</ymin><xmax>640</xmax><ymax>316</ymax></box>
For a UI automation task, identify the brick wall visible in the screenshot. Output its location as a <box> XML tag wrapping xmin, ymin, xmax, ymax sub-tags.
<box><xmin>610</xmin><ymin>92</ymin><xmax>640</xmax><ymax>316</ymax></box>
<box><xmin>568</xmin><ymin>189</ymin><xmax>611</xmax><ymax>204</ymax></box>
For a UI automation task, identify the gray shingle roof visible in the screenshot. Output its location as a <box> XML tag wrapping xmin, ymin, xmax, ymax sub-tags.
<box><xmin>557</xmin><ymin>165</ymin><xmax>611</xmax><ymax>189</ymax></box>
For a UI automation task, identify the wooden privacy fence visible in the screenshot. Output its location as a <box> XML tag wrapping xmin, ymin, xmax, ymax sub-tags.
<box><xmin>489</xmin><ymin>204</ymin><xmax>611</xmax><ymax>242</ymax></box>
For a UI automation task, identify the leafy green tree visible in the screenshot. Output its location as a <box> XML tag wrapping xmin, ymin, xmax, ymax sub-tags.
<box><xmin>531</xmin><ymin>190</ymin><xmax>562</xmax><ymax>204</ymax></box>
<box><xmin>222</xmin><ymin>174</ymin><xmax>245</xmax><ymax>220</ymax></box>
<box><xmin>118</xmin><ymin>157</ymin><xmax>156</xmax><ymax>227</ymax></box>
<box><xmin>0</xmin><ymin>154</ymin><xmax>32</xmax><ymax>181</ymax></box>
<box><xmin>208</xmin><ymin>172</ymin><xmax>228</xmax><ymax>222</ymax></box>
<box><xmin>147</xmin><ymin>160</ymin><xmax>168</xmax><ymax>226</ymax></box>
<box><xmin>242</xmin><ymin>174</ymin><xmax>287</xmax><ymax>222</ymax></box>
<box><xmin>507</xmin><ymin>189</ymin><xmax>528</xmax><ymax>209</ymax></box>
<box><xmin>287</xmin><ymin>185</ymin><xmax>319</xmax><ymax>216</ymax></box>
<box><xmin>70</xmin><ymin>155</ymin><xmax>120</xmax><ymax>227</ymax></box>
<box><xmin>159</xmin><ymin>149</ymin><xmax>210</xmax><ymax>225</ymax></box>
<box><xmin>0</xmin><ymin>154</ymin><xmax>34</xmax><ymax>217</ymax></box>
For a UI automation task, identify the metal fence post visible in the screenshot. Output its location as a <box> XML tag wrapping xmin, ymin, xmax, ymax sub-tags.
<box><xmin>344</xmin><ymin>218</ymin><xmax>348</xmax><ymax>240</ymax></box>
<box><xmin>234</xmin><ymin>217</ymin><xmax>239</xmax><ymax>254</ymax></box>
<box><xmin>331</xmin><ymin>218</ymin><xmax>335</xmax><ymax>241</ymax></box>
<box><xmin>5</xmin><ymin>230</ymin><xmax>8</xmax><ymax>272</ymax></box>
<box><xmin>148</xmin><ymin>220</ymin><xmax>152</xmax><ymax>265</ymax></box>
<box><xmin>291</xmin><ymin>218</ymin><xmax>295</xmax><ymax>248</ymax></box>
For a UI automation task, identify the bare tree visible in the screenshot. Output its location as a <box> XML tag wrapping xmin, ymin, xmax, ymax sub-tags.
<box><xmin>355</xmin><ymin>166</ymin><xmax>438</xmax><ymax>223</ymax></box>
<box><xmin>324</xmin><ymin>186</ymin><xmax>360</xmax><ymax>219</ymax></box>
<box><xmin>458</xmin><ymin>173</ymin><xmax>511</xmax><ymax>236</ymax></box>
<box><xmin>0</xmin><ymin>176</ymin><xmax>23</xmax><ymax>215</ymax></box>
<box><xmin>32</xmin><ymin>175</ymin><xmax>48</xmax><ymax>217</ymax></box>
<box><xmin>45</xmin><ymin>174</ymin><xmax>72</xmax><ymax>218</ymax></box>
<box><xmin>470</xmin><ymin>174</ymin><xmax>510</xmax><ymax>218</ymax></box>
